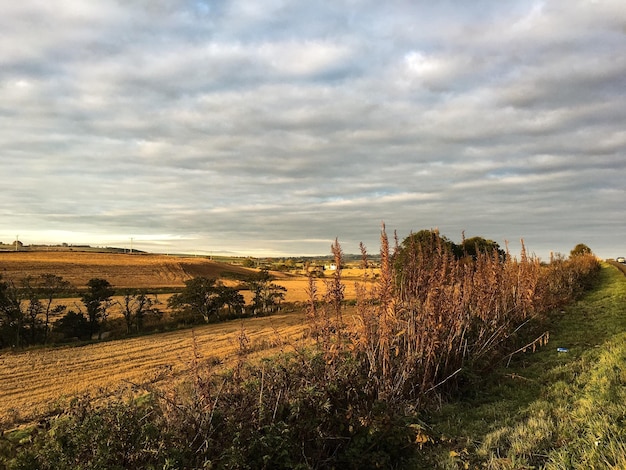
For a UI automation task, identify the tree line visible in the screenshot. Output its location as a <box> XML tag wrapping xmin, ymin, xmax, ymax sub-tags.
<box><xmin>0</xmin><ymin>268</ymin><xmax>287</xmax><ymax>348</ymax></box>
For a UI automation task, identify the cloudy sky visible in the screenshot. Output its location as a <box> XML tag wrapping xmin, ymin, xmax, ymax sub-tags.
<box><xmin>1</xmin><ymin>1</ymin><xmax>624</xmax><ymax>259</ymax></box>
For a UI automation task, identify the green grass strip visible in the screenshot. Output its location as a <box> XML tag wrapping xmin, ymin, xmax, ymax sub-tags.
<box><xmin>423</xmin><ymin>263</ymin><xmax>626</xmax><ymax>469</ymax></box>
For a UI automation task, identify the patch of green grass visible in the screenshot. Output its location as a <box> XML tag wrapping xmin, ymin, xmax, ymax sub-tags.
<box><xmin>422</xmin><ymin>263</ymin><xmax>626</xmax><ymax>468</ymax></box>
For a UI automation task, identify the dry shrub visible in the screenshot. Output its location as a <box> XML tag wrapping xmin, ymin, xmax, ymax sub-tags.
<box><xmin>538</xmin><ymin>252</ymin><xmax>601</xmax><ymax>309</ymax></box>
<box><xmin>309</xmin><ymin>226</ymin><xmax>599</xmax><ymax>408</ymax></box>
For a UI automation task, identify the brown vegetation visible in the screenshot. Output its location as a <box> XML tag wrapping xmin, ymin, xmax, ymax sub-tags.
<box><xmin>307</xmin><ymin>227</ymin><xmax>601</xmax><ymax>406</ymax></box>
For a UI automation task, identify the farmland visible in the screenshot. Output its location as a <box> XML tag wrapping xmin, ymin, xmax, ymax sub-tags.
<box><xmin>0</xmin><ymin>311</ymin><xmax>308</xmax><ymax>425</ymax></box>
<box><xmin>0</xmin><ymin>250</ymin><xmax>367</xmax><ymax>425</ymax></box>
<box><xmin>0</xmin><ymin>251</ymin><xmax>266</xmax><ymax>289</ymax></box>
<box><xmin>0</xmin><ymin>251</ymin><xmax>366</xmax><ymax>302</ymax></box>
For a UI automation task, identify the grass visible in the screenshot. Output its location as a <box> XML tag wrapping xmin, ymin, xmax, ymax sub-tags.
<box><xmin>421</xmin><ymin>262</ymin><xmax>626</xmax><ymax>468</ymax></box>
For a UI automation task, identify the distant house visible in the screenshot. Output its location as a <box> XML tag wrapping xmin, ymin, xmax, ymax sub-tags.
<box><xmin>323</xmin><ymin>264</ymin><xmax>337</xmax><ymax>271</ymax></box>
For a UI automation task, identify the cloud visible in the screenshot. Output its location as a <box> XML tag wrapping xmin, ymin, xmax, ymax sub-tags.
<box><xmin>0</xmin><ymin>0</ymin><xmax>624</xmax><ymax>259</ymax></box>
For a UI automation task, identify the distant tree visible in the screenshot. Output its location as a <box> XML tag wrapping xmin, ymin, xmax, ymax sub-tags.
<box><xmin>15</xmin><ymin>276</ymin><xmax>42</xmax><ymax>344</ymax></box>
<box><xmin>461</xmin><ymin>236</ymin><xmax>506</xmax><ymax>261</ymax></box>
<box><xmin>0</xmin><ymin>274</ymin><xmax>72</xmax><ymax>347</ymax></box>
<box><xmin>242</xmin><ymin>257</ymin><xmax>256</xmax><ymax>268</ymax></box>
<box><xmin>53</xmin><ymin>310</ymin><xmax>90</xmax><ymax>341</ymax></box>
<box><xmin>168</xmin><ymin>277</ymin><xmax>240</xmax><ymax>323</ymax></box>
<box><xmin>218</xmin><ymin>284</ymin><xmax>245</xmax><ymax>316</ymax></box>
<box><xmin>34</xmin><ymin>274</ymin><xmax>71</xmax><ymax>343</ymax></box>
<box><xmin>121</xmin><ymin>290</ymin><xmax>161</xmax><ymax>334</ymax></box>
<box><xmin>81</xmin><ymin>278</ymin><xmax>115</xmax><ymax>339</ymax></box>
<box><xmin>23</xmin><ymin>286</ymin><xmax>44</xmax><ymax>344</ymax></box>
<box><xmin>0</xmin><ymin>276</ymin><xmax>26</xmax><ymax>348</ymax></box>
<box><xmin>305</xmin><ymin>261</ymin><xmax>325</xmax><ymax>278</ymax></box>
<box><xmin>570</xmin><ymin>243</ymin><xmax>593</xmax><ymax>258</ymax></box>
<box><xmin>246</xmin><ymin>268</ymin><xmax>287</xmax><ymax>315</ymax></box>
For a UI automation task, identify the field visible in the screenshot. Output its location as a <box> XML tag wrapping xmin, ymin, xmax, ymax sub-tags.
<box><xmin>0</xmin><ymin>251</ymin><xmax>370</xmax><ymax>425</ymax></box>
<box><xmin>0</xmin><ymin>251</ymin><xmax>259</xmax><ymax>289</ymax></box>
<box><xmin>0</xmin><ymin>312</ymin><xmax>309</xmax><ymax>425</ymax></box>
<box><xmin>0</xmin><ymin>251</ymin><xmax>367</xmax><ymax>302</ymax></box>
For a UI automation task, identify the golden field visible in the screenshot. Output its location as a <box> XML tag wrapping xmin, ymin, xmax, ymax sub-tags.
<box><xmin>0</xmin><ymin>251</ymin><xmax>255</xmax><ymax>289</ymax></box>
<box><xmin>0</xmin><ymin>251</ymin><xmax>368</xmax><ymax>303</ymax></box>
<box><xmin>0</xmin><ymin>251</ymin><xmax>373</xmax><ymax>425</ymax></box>
<box><xmin>0</xmin><ymin>312</ymin><xmax>308</xmax><ymax>425</ymax></box>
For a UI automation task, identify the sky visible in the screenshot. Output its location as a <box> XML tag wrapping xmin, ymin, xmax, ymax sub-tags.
<box><xmin>1</xmin><ymin>1</ymin><xmax>625</xmax><ymax>260</ymax></box>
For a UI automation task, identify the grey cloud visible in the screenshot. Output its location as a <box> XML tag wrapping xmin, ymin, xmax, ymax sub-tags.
<box><xmin>1</xmin><ymin>0</ymin><xmax>624</xmax><ymax>258</ymax></box>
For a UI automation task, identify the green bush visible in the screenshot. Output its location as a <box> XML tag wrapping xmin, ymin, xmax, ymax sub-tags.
<box><xmin>1</xmin><ymin>395</ymin><xmax>175</xmax><ymax>470</ymax></box>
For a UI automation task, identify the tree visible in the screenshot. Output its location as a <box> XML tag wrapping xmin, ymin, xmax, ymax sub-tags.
<box><xmin>0</xmin><ymin>274</ymin><xmax>72</xmax><ymax>347</ymax></box>
<box><xmin>81</xmin><ymin>278</ymin><xmax>115</xmax><ymax>339</ymax></box>
<box><xmin>461</xmin><ymin>236</ymin><xmax>505</xmax><ymax>261</ymax></box>
<box><xmin>0</xmin><ymin>276</ymin><xmax>26</xmax><ymax>348</ymax></box>
<box><xmin>53</xmin><ymin>310</ymin><xmax>90</xmax><ymax>341</ymax></box>
<box><xmin>242</xmin><ymin>257</ymin><xmax>256</xmax><ymax>268</ymax></box>
<box><xmin>24</xmin><ymin>291</ymin><xmax>44</xmax><ymax>344</ymax></box>
<box><xmin>570</xmin><ymin>243</ymin><xmax>593</xmax><ymax>258</ymax></box>
<box><xmin>246</xmin><ymin>268</ymin><xmax>287</xmax><ymax>315</ymax></box>
<box><xmin>36</xmin><ymin>274</ymin><xmax>72</xmax><ymax>343</ymax></box>
<box><xmin>168</xmin><ymin>277</ymin><xmax>241</xmax><ymax>323</ymax></box>
<box><xmin>21</xmin><ymin>274</ymin><xmax>71</xmax><ymax>344</ymax></box>
<box><xmin>395</xmin><ymin>229</ymin><xmax>459</xmax><ymax>274</ymax></box>
<box><xmin>396</xmin><ymin>229</ymin><xmax>459</xmax><ymax>262</ymax></box>
<box><xmin>120</xmin><ymin>290</ymin><xmax>161</xmax><ymax>334</ymax></box>
<box><xmin>218</xmin><ymin>284</ymin><xmax>245</xmax><ymax>316</ymax></box>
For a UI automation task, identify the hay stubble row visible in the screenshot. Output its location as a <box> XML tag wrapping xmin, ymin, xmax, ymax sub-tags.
<box><xmin>0</xmin><ymin>313</ymin><xmax>308</xmax><ymax>425</ymax></box>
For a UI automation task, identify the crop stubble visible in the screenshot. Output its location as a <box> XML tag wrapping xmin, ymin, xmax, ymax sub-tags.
<box><xmin>0</xmin><ymin>252</ymin><xmax>370</xmax><ymax>424</ymax></box>
<box><xmin>0</xmin><ymin>313</ymin><xmax>308</xmax><ymax>425</ymax></box>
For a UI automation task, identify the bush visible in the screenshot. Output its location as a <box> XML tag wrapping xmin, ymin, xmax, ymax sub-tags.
<box><xmin>52</xmin><ymin>311</ymin><xmax>90</xmax><ymax>341</ymax></box>
<box><xmin>2</xmin><ymin>395</ymin><xmax>175</xmax><ymax>470</ymax></box>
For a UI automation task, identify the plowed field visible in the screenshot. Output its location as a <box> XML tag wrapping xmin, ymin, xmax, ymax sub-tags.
<box><xmin>0</xmin><ymin>251</ymin><xmax>369</xmax><ymax>303</ymax></box>
<box><xmin>0</xmin><ymin>251</ymin><xmax>257</xmax><ymax>289</ymax></box>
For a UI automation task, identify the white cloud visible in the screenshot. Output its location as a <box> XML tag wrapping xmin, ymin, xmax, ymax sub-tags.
<box><xmin>257</xmin><ymin>40</ymin><xmax>352</xmax><ymax>76</ymax></box>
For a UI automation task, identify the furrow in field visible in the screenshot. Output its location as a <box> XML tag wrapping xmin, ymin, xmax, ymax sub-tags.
<box><xmin>0</xmin><ymin>313</ymin><xmax>307</xmax><ymax>424</ymax></box>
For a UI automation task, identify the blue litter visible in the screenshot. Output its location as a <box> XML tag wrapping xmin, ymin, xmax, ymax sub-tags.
<box><xmin>557</xmin><ymin>347</ymin><xmax>569</xmax><ymax>353</ymax></box>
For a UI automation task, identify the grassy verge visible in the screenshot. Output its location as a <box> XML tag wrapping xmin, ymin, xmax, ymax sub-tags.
<box><xmin>422</xmin><ymin>263</ymin><xmax>626</xmax><ymax>469</ymax></box>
